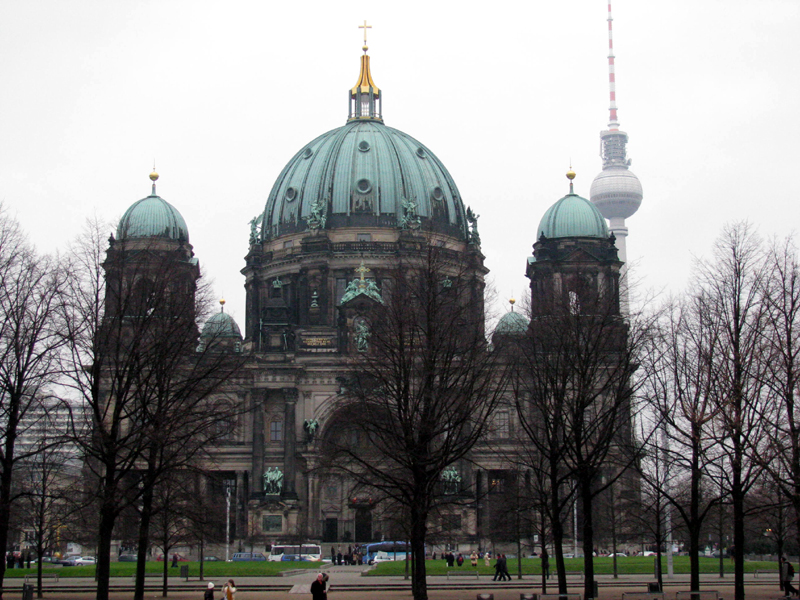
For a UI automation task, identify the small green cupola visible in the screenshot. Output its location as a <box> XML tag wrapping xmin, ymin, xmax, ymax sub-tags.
<box><xmin>537</xmin><ymin>170</ymin><xmax>609</xmax><ymax>239</ymax></box>
<box><xmin>348</xmin><ymin>21</ymin><xmax>382</xmax><ymax>122</ymax></box>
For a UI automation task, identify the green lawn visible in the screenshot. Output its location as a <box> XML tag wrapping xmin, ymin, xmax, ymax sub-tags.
<box><xmin>5</xmin><ymin>559</ymin><xmax>321</xmax><ymax>579</ymax></box>
<box><xmin>9</xmin><ymin>556</ymin><xmax>780</xmax><ymax>579</ymax></box>
<box><xmin>367</xmin><ymin>556</ymin><xmax>780</xmax><ymax>577</ymax></box>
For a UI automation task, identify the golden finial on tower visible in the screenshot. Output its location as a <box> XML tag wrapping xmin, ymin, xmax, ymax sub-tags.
<box><xmin>509</xmin><ymin>297</ymin><xmax>516</xmax><ymax>311</ymax></box>
<box><xmin>359</xmin><ymin>20</ymin><xmax>372</xmax><ymax>53</ymax></box>
<box><xmin>149</xmin><ymin>163</ymin><xmax>159</xmax><ymax>195</ymax></box>
<box><xmin>220</xmin><ymin>298</ymin><xmax>226</xmax><ymax>313</ymax></box>
<box><xmin>566</xmin><ymin>166</ymin><xmax>576</xmax><ymax>193</ymax></box>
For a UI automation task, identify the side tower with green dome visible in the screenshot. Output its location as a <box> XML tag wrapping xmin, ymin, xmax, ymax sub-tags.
<box><xmin>104</xmin><ymin>171</ymin><xmax>199</xmax><ymax>324</ymax></box>
<box><xmin>236</xmin><ymin>34</ymin><xmax>487</xmax><ymax>545</ymax></box>
<box><xmin>527</xmin><ymin>170</ymin><xmax>622</xmax><ymax>317</ymax></box>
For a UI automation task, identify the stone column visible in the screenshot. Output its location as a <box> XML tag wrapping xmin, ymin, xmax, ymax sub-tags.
<box><xmin>282</xmin><ymin>388</ymin><xmax>299</xmax><ymax>499</ymax></box>
<box><xmin>251</xmin><ymin>390</ymin><xmax>264</xmax><ymax>495</ymax></box>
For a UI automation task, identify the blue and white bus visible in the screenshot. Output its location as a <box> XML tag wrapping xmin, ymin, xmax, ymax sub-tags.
<box><xmin>267</xmin><ymin>543</ymin><xmax>322</xmax><ymax>562</ymax></box>
<box><xmin>361</xmin><ymin>541</ymin><xmax>410</xmax><ymax>564</ymax></box>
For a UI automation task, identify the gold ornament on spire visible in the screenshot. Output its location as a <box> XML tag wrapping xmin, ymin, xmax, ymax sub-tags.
<box><xmin>509</xmin><ymin>297</ymin><xmax>516</xmax><ymax>311</ymax></box>
<box><xmin>220</xmin><ymin>298</ymin><xmax>226</xmax><ymax>312</ymax></box>
<box><xmin>566</xmin><ymin>166</ymin><xmax>576</xmax><ymax>194</ymax></box>
<box><xmin>359</xmin><ymin>20</ymin><xmax>372</xmax><ymax>53</ymax></box>
<box><xmin>348</xmin><ymin>20</ymin><xmax>382</xmax><ymax>122</ymax></box>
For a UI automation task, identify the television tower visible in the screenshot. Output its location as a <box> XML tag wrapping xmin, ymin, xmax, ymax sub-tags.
<box><xmin>590</xmin><ymin>1</ymin><xmax>643</xmax><ymax>278</ymax></box>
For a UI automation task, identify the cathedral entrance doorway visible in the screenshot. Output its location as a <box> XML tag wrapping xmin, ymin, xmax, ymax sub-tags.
<box><xmin>323</xmin><ymin>518</ymin><xmax>338</xmax><ymax>542</ymax></box>
<box><xmin>355</xmin><ymin>508</ymin><xmax>372</xmax><ymax>541</ymax></box>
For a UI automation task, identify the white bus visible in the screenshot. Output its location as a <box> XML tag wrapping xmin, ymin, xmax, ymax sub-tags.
<box><xmin>268</xmin><ymin>543</ymin><xmax>323</xmax><ymax>562</ymax></box>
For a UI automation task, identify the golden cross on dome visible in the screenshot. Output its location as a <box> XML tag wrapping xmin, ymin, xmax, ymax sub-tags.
<box><xmin>355</xmin><ymin>260</ymin><xmax>371</xmax><ymax>282</ymax></box>
<box><xmin>359</xmin><ymin>20</ymin><xmax>372</xmax><ymax>51</ymax></box>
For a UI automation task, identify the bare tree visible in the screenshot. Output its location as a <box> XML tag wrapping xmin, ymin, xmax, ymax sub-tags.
<box><xmin>322</xmin><ymin>246</ymin><xmax>504</xmax><ymax>600</ymax></box>
<box><xmin>696</xmin><ymin>222</ymin><xmax>770</xmax><ymax>600</ymax></box>
<box><xmin>15</xmin><ymin>405</ymin><xmax>79</xmax><ymax>599</ymax></box>
<box><xmin>759</xmin><ymin>235</ymin><xmax>800</xmax><ymax>559</ymax></box>
<box><xmin>639</xmin><ymin>297</ymin><xmax>725</xmax><ymax>591</ymax></box>
<box><xmin>513</xmin><ymin>267</ymin><xmax>654</xmax><ymax>599</ymax></box>
<box><xmin>0</xmin><ymin>207</ymin><xmax>66</xmax><ymax>599</ymax></box>
<box><xmin>59</xmin><ymin>219</ymin><xmax>245</xmax><ymax>600</ymax></box>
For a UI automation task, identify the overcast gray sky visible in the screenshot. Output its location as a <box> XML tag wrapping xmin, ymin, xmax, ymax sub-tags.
<box><xmin>1</xmin><ymin>0</ymin><xmax>798</xmax><ymax>326</ymax></box>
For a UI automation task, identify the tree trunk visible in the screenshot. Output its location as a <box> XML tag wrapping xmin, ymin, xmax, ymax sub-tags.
<box><xmin>732</xmin><ymin>450</ymin><xmax>745</xmax><ymax>600</ymax></box>
<box><xmin>580</xmin><ymin>477</ymin><xmax>596</xmax><ymax>600</ymax></box>
<box><xmin>0</xmin><ymin>408</ymin><xmax>20</xmax><ymax>600</ymax></box>
<box><xmin>409</xmin><ymin>507</ymin><xmax>428</xmax><ymax>600</ymax></box>
<box><xmin>96</xmin><ymin>499</ymin><xmax>118</xmax><ymax>600</ymax></box>
<box><xmin>134</xmin><ymin>484</ymin><xmax>155</xmax><ymax>600</ymax></box>
<box><xmin>689</xmin><ymin>429</ymin><xmax>702</xmax><ymax>592</ymax></box>
<box><xmin>162</xmin><ymin>550</ymin><xmax>169</xmax><ymax>598</ymax></box>
<box><xmin>550</xmin><ymin>468</ymin><xmax>567</xmax><ymax>594</ymax></box>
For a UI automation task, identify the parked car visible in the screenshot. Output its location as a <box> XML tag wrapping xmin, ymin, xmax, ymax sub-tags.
<box><xmin>231</xmin><ymin>552</ymin><xmax>266</xmax><ymax>561</ymax></box>
<box><xmin>74</xmin><ymin>557</ymin><xmax>96</xmax><ymax>565</ymax></box>
<box><xmin>608</xmin><ymin>552</ymin><xmax>627</xmax><ymax>558</ymax></box>
<box><xmin>118</xmin><ymin>554</ymin><xmax>137</xmax><ymax>562</ymax></box>
<box><xmin>58</xmin><ymin>555</ymin><xmax>83</xmax><ymax>566</ymax></box>
<box><xmin>642</xmin><ymin>551</ymin><xmax>656</xmax><ymax>557</ymax></box>
<box><xmin>203</xmin><ymin>556</ymin><xmax>222</xmax><ymax>562</ymax></box>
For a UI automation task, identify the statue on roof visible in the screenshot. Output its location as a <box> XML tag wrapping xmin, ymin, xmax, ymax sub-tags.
<box><xmin>249</xmin><ymin>211</ymin><xmax>264</xmax><ymax>244</ymax></box>
<box><xmin>399</xmin><ymin>197</ymin><xmax>421</xmax><ymax>230</ymax></box>
<box><xmin>306</xmin><ymin>197</ymin><xmax>329</xmax><ymax>232</ymax></box>
<box><xmin>466</xmin><ymin>207</ymin><xmax>481</xmax><ymax>245</ymax></box>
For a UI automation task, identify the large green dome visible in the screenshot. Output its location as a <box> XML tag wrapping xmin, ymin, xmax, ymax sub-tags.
<box><xmin>537</xmin><ymin>192</ymin><xmax>609</xmax><ymax>239</ymax></box>
<box><xmin>260</xmin><ymin>120</ymin><xmax>469</xmax><ymax>241</ymax></box>
<box><xmin>117</xmin><ymin>192</ymin><xmax>189</xmax><ymax>242</ymax></box>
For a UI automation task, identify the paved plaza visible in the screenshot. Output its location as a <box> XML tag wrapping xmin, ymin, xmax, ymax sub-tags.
<box><xmin>2</xmin><ymin>567</ymin><xmax>795</xmax><ymax>600</ymax></box>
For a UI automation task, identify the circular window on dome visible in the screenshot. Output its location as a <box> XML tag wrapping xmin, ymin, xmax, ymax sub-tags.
<box><xmin>285</xmin><ymin>187</ymin><xmax>297</xmax><ymax>202</ymax></box>
<box><xmin>358</xmin><ymin>140</ymin><xmax>370</xmax><ymax>152</ymax></box>
<box><xmin>356</xmin><ymin>179</ymin><xmax>372</xmax><ymax>194</ymax></box>
<box><xmin>302</xmin><ymin>148</ymin><xmax>313</xmax><ymax>159</ymax></box>
<box><xmin>431</xmin><ymin>186</ymin><xmax>444</xmax><ymax>201</ymax></box>
<box><xmin>416</xmin><ymin>147</ymin><xmax>427</xmax><ymax>158</ymax></box>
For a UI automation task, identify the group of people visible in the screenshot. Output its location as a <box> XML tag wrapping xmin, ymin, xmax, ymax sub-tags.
<box><xmin>5</xmin><ymin>552</ymin><xmax>28</xmax><ymax>569</ymax></box>
<box><xmin>329</xmin><ymin>546</ymin><xmax>363</xmax><ymax>565</ymax></box>
<box><xmin>203</xmin><ymin>579</ymin><xmax>236</xmax><ymax>600</ymax></box>
<box><xmin>492</xmin><ymin>553</ymin><xmax>512</xmax><ymax>581</ymax></box>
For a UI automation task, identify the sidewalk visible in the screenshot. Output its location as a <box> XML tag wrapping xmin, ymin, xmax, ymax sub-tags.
<box><xmin>2</xmin><ymin>567</ymin><xmax>792</xmax><ymax>600</ymax></box>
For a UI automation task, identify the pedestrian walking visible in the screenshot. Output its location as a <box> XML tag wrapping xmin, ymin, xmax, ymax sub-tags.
<box><xmin>204</xmin><ymin>582</ymin><xmax>214</xmax><ymax>600</ymax></box>
<box><xmin>541</xmin><ymin>548</ymin><xmax>550</xmax><ymax>579</ymax></box>
<box><xmin>310</xmin><ymin>572</ymin><xmax>329</xmax><ymax>600</ymax></box>
<box><xmin>782</xmin><ymin>556</ymin><xmax>798</xmax><ymax>597</ymax></box>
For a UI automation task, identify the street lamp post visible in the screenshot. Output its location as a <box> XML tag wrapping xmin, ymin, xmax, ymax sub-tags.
<box><xmin>225</xmin><ymin>482</ymin><xmax>232</xmax><ymax>563</ymax></box>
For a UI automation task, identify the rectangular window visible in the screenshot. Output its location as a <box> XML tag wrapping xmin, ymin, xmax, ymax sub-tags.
<box><xmin>357</xmin><ymin>233</ymin><xmax>372</xmax><ymax>242</ymax></box>
<box><xmin>262</xmin><ymin>515</ymin><xmax>282</xmax><ymax>533</ymax></box>
<box><xmin>494</xmin><ymin>410</ymin><xmax>510</xmax><ymax>439</ymax></box>
<box><xmin>283</xmin><ymin>240</ymin><xmax>294</xmax><ymax>249</ymax></box>
<box><xmin>270</xmin><ymin>420</ymin><xmax>283</xmax><ymax>442</ymax></box>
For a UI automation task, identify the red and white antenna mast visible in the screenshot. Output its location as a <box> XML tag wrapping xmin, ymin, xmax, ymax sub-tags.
<box><xmin>606</xmin><ymin>1</ymin><xmax>619</xmax><ymax>130</ymax></box>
